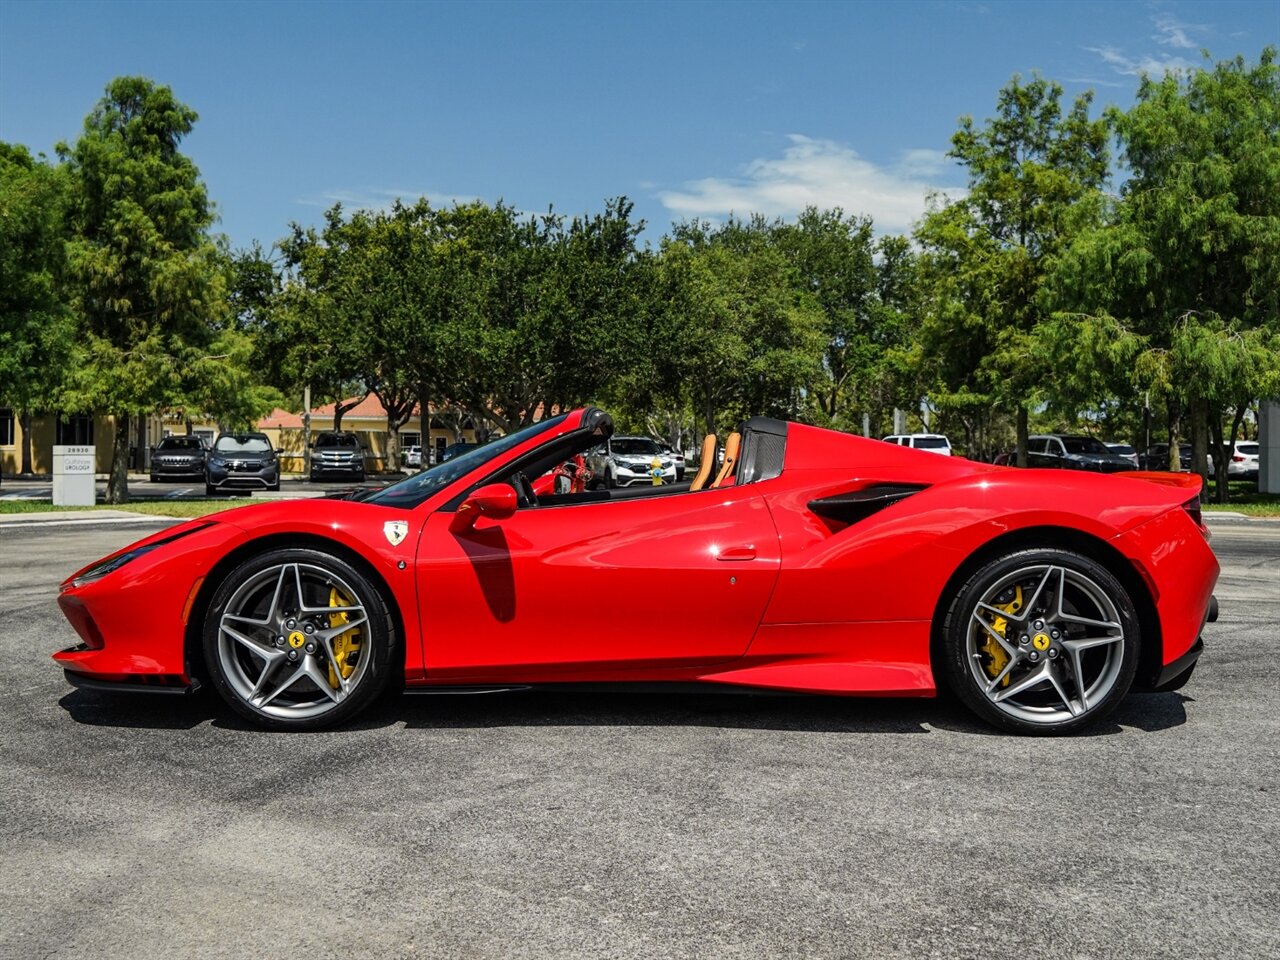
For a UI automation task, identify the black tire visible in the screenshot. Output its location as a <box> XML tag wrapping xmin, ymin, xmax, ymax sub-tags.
<box><xmin>605</xmin><ymin>469</ymin><xmax>616</xmax><ymax>489</ymax></box>
<box><xmin>205</xmin><ymin>483</ymin><xmax>217</xmax><ymax>496</ymax></box>
<box><xmin>150</xmin><ymin>474</ymin><xmax>159</xmax><ymax>484</ymax></box>
<box><xmin>941</xmin><ymin>548</ymin><xmax>1140</xmax><ymax>735</ymax></box>
<box><xmin>268</xmin><ymin>480</ymin><xmax>280</xmax><ymax>492</ymax></box>
<box><xmin>202</xmin><ymin>547</ymin><xmax>396</xmax><ymax>730</ymax></box>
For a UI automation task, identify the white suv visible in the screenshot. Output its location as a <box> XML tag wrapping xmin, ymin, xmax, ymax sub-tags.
<box><xmin>586</xmin><ymin>436</ymin><xmax>677</xmax><ymax>487</ymax></box>
<box><xmin>883</xmin><ymin>433</ymin><xmax>953</xmax><ymax>456</ymax></box>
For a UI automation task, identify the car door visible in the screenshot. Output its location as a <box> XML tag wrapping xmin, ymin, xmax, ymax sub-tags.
<box><xmin>416</xmin><ymin>484</ymin><xmax>782</xmax><ymax>678</ymax></box>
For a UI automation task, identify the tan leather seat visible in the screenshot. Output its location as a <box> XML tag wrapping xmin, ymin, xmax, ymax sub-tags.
<box><xmin>711</xmin><ymin>432</ymin><xmax>741</xmax><ymax>488</ymax></box>
<box><xmin>688</xmin><ymin>434</ymin><xmax>717</xmax><ymax>492</ymax></box>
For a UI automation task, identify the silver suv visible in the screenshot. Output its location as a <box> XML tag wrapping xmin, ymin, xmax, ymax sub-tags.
<box><xmin>587</xmin><ymin>436</ymin><xmax>676</xmax><ymax>487</ymax></box>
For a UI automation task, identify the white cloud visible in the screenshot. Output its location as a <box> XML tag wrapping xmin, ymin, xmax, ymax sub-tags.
<box><xmin>656</xmin><ymin>135</ymin><xmax>962</xmax><ymax>234</ymax></box>
<box><xmin>1086</xmin><ymin>44</ymin><xmax>1194</xmax><ymax>77</ymax></box>
<box><xmin>1153</xmin><ymin>14</ymin><xmax>1201</xmax><ymax>50</ymax></box>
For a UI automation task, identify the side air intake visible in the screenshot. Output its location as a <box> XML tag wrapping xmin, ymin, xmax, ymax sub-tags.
<box><xmin>808</xmin><ymin>484</ymin><xmax>928</xmax><ymax>527</ymax></box>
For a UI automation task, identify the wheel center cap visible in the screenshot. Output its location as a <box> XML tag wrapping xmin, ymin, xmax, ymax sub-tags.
<box><xmin>287</xmin><ymin>631</ymin><xmax>307</xmax><ymax>649</ymax></box>
<box><xmin>1032</xmin><ymin>632</ymin><xmax>1051</xmax><ymax>652</ymax></box>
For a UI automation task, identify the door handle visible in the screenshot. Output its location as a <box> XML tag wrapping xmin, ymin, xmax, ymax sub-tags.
<box><xmin>716</xmin><ymin>545</ymin><xmax>756</xmax><ymax>561</ymax></box>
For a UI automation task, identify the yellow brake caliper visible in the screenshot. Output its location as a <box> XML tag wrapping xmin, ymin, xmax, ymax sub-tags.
<box><xmin>981</xmin><ymin>585</ymin><xmax>1023</xmax><ymax>686</ymax></box>
<box><xmin>326</xmin><ymin>587</ymin><xmax>363</xmax><ymax>690</ymax></box>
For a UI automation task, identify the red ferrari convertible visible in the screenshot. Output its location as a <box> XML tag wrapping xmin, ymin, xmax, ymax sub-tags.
<box><xmin>55</xmin><ymin>409</ymin><xmax>1218</xmax><ymax>734</ymax></box>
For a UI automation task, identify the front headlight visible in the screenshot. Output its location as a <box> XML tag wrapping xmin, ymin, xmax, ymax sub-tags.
<box><xmin>208</xmin><ymin>456</ymin><xmax>227</xmax><ymax>468</ymax></box>
<box><xmin>70</xmin><ymin>523</ymin><xmax>214</xmax><ymax>588</ymax></box>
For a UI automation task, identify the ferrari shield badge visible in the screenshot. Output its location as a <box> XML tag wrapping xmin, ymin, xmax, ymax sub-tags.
<box><xmin>383</xmin><ymin>520</ymin><xmax>409</xmax><ymax>547</ymax></box>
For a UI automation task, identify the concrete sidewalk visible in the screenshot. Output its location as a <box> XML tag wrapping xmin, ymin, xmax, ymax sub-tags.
<box><xmin>0</xmin><ymin>509</ymin><xmax>183</xmax><ymax>527</ymax></box>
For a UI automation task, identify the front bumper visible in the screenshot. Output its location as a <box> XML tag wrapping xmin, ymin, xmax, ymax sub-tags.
<box><xmin>311</xmin><ymin>460</ymin><xmax>364</xmax><ymax>478</ymax></box>
<box><xmin>207</xmin><ymin>462</ymin><xmax>279</xmax><ymax>489</ymax></box>
<box><xmin>614</xmin><ymin>465</ymin><xmax>678</xmax><ymax>486</ymax></box>
<box><xmin>54</xmin><ymin>520</ymin><xmax>243</xmax><ymax>680</ymax></box>
<box><xmin>152</xmin><ymin>460</ymin><xmax>206</xmax><ymax>478</ymax></box>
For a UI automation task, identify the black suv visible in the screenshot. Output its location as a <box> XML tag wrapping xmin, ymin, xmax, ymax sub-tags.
<box><xmin>206</xmin><ymin>432</ymin><xmax>280</xmax><ymax>495</ymax></box>
<box><xmin>149</xmin><ymin>435</ymin><xmax>207</xmax><ymax>483</ymax></box>
<box><xmin>1026</xmin><ymin>435</ymin><xmax>1135</xmax><ymax>473</ymax></box>
<box><xmin>310</xmin><ymin>431</ymin><xmax>365</xmax><ymax>482</ymax></box>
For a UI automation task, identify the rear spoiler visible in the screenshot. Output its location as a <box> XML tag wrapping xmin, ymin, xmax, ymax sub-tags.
<box><xmin>1123</xmin><ymin>471</ymin><xmax>1204</xmax><ymax>493</ymax></box>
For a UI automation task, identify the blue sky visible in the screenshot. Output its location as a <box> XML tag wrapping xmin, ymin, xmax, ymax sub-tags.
<box><xmin>2</xmin><ymin>0</ymin><xmax>1276</xmax><ymax>250</ymax></box>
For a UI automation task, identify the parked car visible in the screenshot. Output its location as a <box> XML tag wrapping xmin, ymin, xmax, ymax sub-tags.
<box><xmin>310</xmin><ymin>431</ymin><xmax>365</xmax><ymax>483</ymax></box>
<box><xmin>1104</xmin><ymin>443</ymin><xmax>1140</xmax><ymax>468</ymax></box>
<box><xmin>587</xmin><ymin>435</ymin><xmax>677</xmax><ymax>487</ymax></box>
<box><xmin>402</xmin><ymin>445</ymin><xmax>423</xmax><ymax>468</ymax></box>
<box><xmin>149</xmin><ymin>435</ymin><xmax>207</xmax><ymax>483</ymax></box>
<box><xmin>882</xmin><ymin>434</ymin><xmax>953</xmax><ymax>455</ymax></box>
<box><xmin>1024</xmin><ymin>435</ymin><xmax>1135</xmax><ymax>473</ymax></box>
<box><xmin>1228</xmin><ymin>441</ymin><xmax>1259</xmax><ymax>481</ymax></box>
<box><xmin>1139</xmin><ymin>443</ymin><xmax>1214</xmax><ymax>473</ymax></box>
<box><xmin>205</xmin><ymin>432</ymin><xmax>280</xmax><ymax>495</ymax></box>
<box><xmin>440</xmin><ymin>442</ymin><xmax>482</xmax><ymax>462</ymax></box>
<box><xmin>55</xmin><ymin>405</ymin><xmax>1219</xmax><ymax>734</ymax></box>
<box><xmin>659</xmin><ymin>443</ymin><xmax>686</xmax><ymax>481</ymax></box>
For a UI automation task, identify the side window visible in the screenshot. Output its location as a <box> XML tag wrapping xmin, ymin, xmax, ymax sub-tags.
<box><xmin>1027</xmin><ymin>438</ymin><xmax>1046</xmax><ymax>454</ymax></box>
<box><xmin>1051</xmin><ymin>439</ymin><xmax>1066</xmax><ymax>456</ymax></box>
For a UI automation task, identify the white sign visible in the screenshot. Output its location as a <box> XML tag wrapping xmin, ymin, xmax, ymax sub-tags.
<box><xmin>52</xmin><ymin>444</ymin><xmax>97</xmax><ymax>506</ymax></box>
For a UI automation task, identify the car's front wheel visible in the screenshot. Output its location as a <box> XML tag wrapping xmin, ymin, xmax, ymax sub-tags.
<box><xmin>203</xmin><ymin>548</ymin><xmax>396</xmax><ymax>730</ymax></box>
<box><xmin>941</xmin><ymin>548</ymin><xmax>1139</xmax><ymax>734</ymax></box>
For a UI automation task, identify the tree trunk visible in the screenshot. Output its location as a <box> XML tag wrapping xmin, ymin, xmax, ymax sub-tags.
<box><xmin>1189</xmin><ymin>395</ymin><xmax>1209</xmax><ymax>496</ymax></box>
<box><xmin>106</xmin><ymin>413</ymin><xmax>130</xmax><ymax>504</ymax></box>
<box><xmin>1166</xmin><ymin>397</ymin><xmax>1181</xmax><ymax>473</ymax></box>
<box><xmin>1015</xmin><ymin>406</ymin><xmax>1029</xmax><ymax>468</ymax></box>
<box><xmin>419</xmin><ymin>381</ymin><xmax>430</xmax><ymax>469</ymax></box>
<box><xmin>19</xmin><ymin>411</ymin><xmax>33</xmax><ymax>475</ymax></box>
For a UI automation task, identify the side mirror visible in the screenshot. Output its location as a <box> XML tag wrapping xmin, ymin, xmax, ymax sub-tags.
<box><xmin>450</xmin><ymin>482</ymin><xmax>518</xmax><ymax>533</ymax></box>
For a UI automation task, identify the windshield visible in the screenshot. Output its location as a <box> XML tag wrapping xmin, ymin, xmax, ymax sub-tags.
<box><xmin>214</xmin><ymin>436</ymin><xmax>272</xmax><ymax>454</ymax></box>
<box><xmin>365</xmin><ymin>415</ymin><xmax>569</xmax><ymax>508</ymax></box>
<box><xmin>613</xmin><ymin>438</ymin><xmax>660</xmax><ymax>456</ymax></box>
<box><xmin>915</xmin><ymin>437</ymin><xmax>949</xmax><ymax>449</ymax></box>
<box><xmin>317</xmin><ymin>434</ymin><xmax>358</xmax><ymax>448</ymax></box>
<box><xmin>1062</xmin><ymin>437</ymin><xmax>1110</xmax><ymax>455</ymax></box>
<box><xmin>1238</xmin><ymin>443</ymin><xmax>1258</xmax><ymax>454</ymax></box>
<box><xmin>1107</xmin><ymin>444</ymin><xmax>1136</xmax><ymax>455</ymax></box>
<box><xmin>159</xmin><ymin>437</ymin><xmax>204</xmax><ymax>450</ymax></box>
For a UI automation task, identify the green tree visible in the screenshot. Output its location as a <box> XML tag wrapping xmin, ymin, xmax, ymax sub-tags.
<box><xmin>58</xmin><ymin>77</ymin><xmax>227</xmax><ymax>502</ymax></box>
<box><xmin>0</xmin><ymin>143</ymin><xmax>74</xmax><ymax>474</ymax></box>
<box><xmin>1114</xmin><ymin>49</ymin><xmax>1280</xmax><ymax>496</ymax></box>
<box><xmin>655</xmin><ymin>219</ymin><xmax>825</xmax><ymax>434</ymax></box>
<box><xmin>1046</xmin><ymin>49</ymin><xmax>1280</xmax><ymax>499</ymax></box>
<box><xmin>916</xmin><ymin>75</ymin><xmax>1110</xmax><ymax>463</ymax></box>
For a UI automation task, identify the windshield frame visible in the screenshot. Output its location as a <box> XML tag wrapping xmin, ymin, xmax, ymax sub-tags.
<box><xmin>1061</xmin><ymin>436</ymin><xmax>1110</xmax><ymax>455</ymax></box>
<box><xmin>363</xmin><ymin>414</ymin><xmax>571</xmax><ymax>510</ymax></box>
<box><xmin>158</xmin><ymin>437</ymin><xmax>205</xmax><ymax>451</ymax></box>
<box><xmin>612</xmin><ymin>438</ymin><xmax>661</xmax><ymax>456</ymax></box>
<box><xmin>213</xmin><ymin>435</ymin><xmax>273</xmax><ymax>455</ymax></box>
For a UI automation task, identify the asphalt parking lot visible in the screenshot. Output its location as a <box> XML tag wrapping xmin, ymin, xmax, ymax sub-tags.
<box><xmin>2</xmin><ymin>519</ymin><xmax>1276</xmax><ymax>959</ymax></box>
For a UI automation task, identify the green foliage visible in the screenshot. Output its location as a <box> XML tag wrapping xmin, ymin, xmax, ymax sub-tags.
<box><xmin>0</xmin><ymin>143</ymin><xmax>74</xmax><ymax>418</ymax></box>
<box><xmin>57</xmin><ymin>77</ymin><xmax>229</xmax><ymax>500</ymax></box>
<box><xmin>1049</xmin><ymin>48</ymin><xmax>1280</xmax><ymax>497</ymax></box>
<box><xmin>653</xmin><ymin>219</ymin><xmax>825</xmax><ymax>433</ymax></box>
<box><xmin>916</xmin><ymin>74</ymin><xmax>1110</xmax><ymax>460</ymax></box>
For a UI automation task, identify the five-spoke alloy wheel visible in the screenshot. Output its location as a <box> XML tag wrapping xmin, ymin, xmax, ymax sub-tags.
<box><xmin>943</xmin><ymin>549</ymin><xmax>1139</xmax><ymax>734</ymax></box>
<box><xmin>204</xmin><ymin>548</ymin><xmax>394</xmax><ymax>730</ymax></box>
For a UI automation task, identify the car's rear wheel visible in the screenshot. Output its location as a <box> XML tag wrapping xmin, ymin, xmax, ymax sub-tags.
<box><xmin>203</xmin><ymin>548</ymin><xmax>396</xmax><ymax>730</ymax></box>
<box><xmin>941</xmin><ymin>549</ymin><xmax>1139</xmax><ymax>734</ymax></box>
